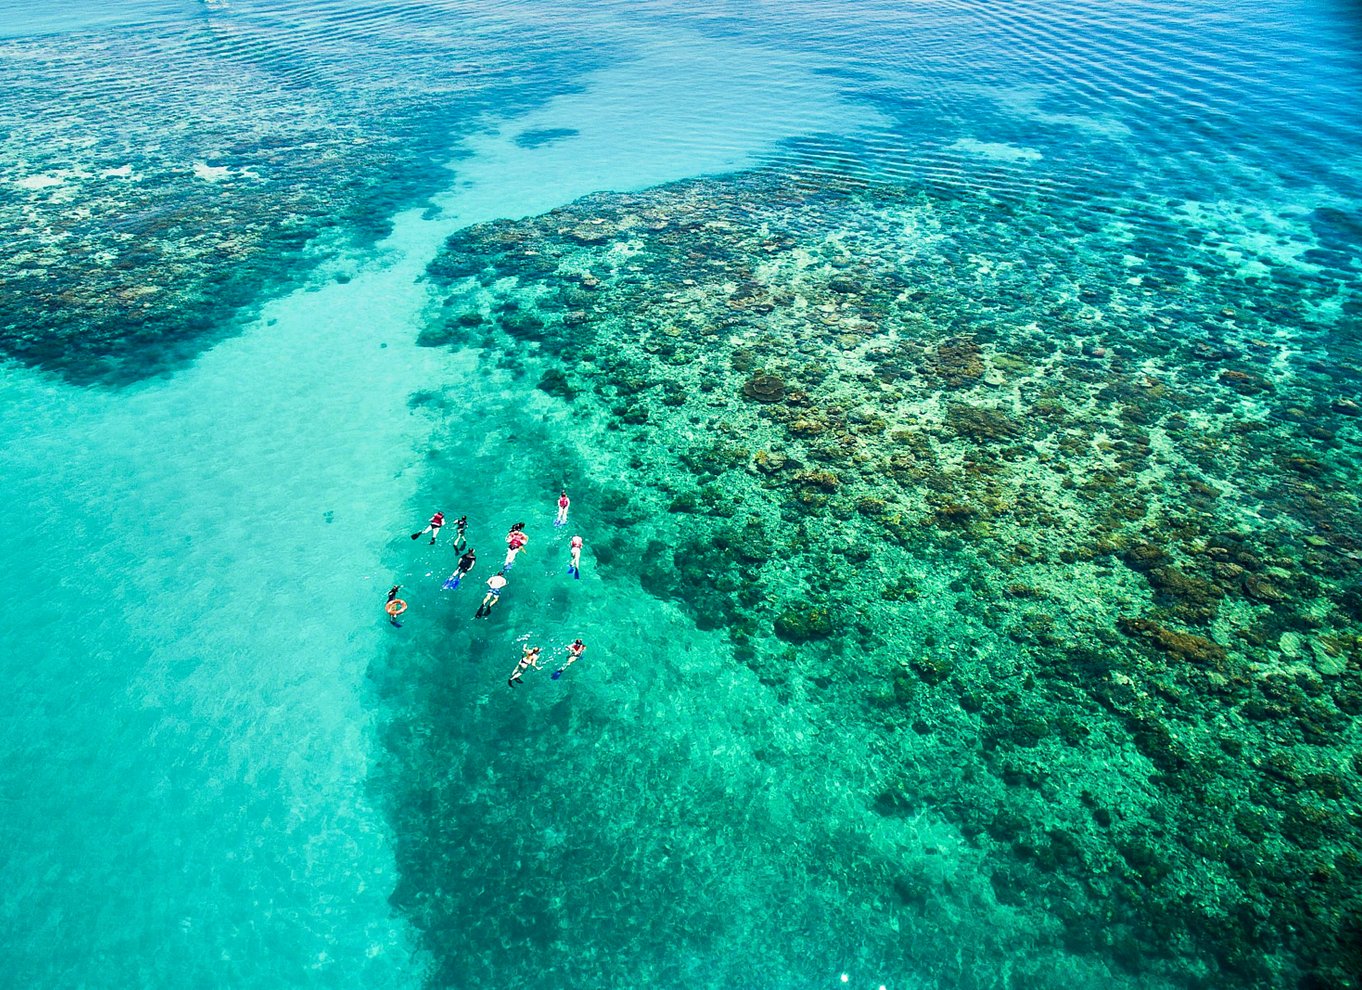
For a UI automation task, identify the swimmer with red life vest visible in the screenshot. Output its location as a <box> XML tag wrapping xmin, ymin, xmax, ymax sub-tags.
<box><xmin>555</xmin><ymin>490</ymin><xmax>570</xmax><ymax>527</ymax></box>
<box><xmin>411</xmin><ymin>510</ymin><xmax>444</xmax><ymax>544</ymax></box>
<box><xmin>552</xmin><ymin>639</ymin><xmax>585</xmax><ymax>679</ymax></box>
<box><xmin>503</xmin><ymin>522</ymin><xmax>528</xmax><ymax>572</ymax></box>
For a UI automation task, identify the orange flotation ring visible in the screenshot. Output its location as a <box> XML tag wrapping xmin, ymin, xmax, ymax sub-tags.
<box><xmin>385</xmin><ymin>599</ymin><xmax>407</xmax><ymax>617</ymax></box>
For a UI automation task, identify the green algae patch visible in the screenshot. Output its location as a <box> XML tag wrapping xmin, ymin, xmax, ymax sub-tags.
<box><xmin>419</xmin><ymin>166</ymin><xmax>1362</xmax><ymax>989</ymax></box>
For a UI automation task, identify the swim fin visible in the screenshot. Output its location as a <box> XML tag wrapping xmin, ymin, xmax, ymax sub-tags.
<box><xmin>573</xmin><ymin>567</ymin><xmax>580</xmax><ymax>580</ymax></box>
<box><xmin>443</xmin><ymin>574</ymin><xmax>460</xmax><ymax>590</ymax></box>
<box><xmin>551</xmin><ymin>668</ymin><xmax>563</xmax><ymax>680</ymax></box>
<box><xmin>410</xmin><ymin>532</ymin><xmax>421</xmax><ymax>540</ymax></box>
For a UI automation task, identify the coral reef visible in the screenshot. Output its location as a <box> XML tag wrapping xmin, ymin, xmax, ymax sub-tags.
<box><xmin>0</xmin><ymin>18</ymin><xmax>596</xmax><ymax>384</ymax></box>
<box><xmin>414</xmin><ymin>164</ymin><xmax>1362</xmax><ymax>988</ymax></box>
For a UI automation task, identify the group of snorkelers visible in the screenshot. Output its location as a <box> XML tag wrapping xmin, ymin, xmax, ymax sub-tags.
<box><xmin>389</xmin><ymin>490</ymin><xmax>588</xmax><ymax>686</ymax></box>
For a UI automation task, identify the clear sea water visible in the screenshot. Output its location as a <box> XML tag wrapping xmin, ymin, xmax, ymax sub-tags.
<box><xmin>1</xmin><ymin>2</ymin><xmax>1359</xmax><ymax>988</ymax></box>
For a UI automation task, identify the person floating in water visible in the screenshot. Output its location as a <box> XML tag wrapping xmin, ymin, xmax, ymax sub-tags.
<box><xmin>411</xmin><ymin>510</ymin><xmax>445</xmax><ymax>544</ymax></box>
<box><xmin>503</xmin><ymin>523</ymin><xmax>528</xmax><ymax>572</ymax></box>
<box><xmin>475</xmin><ymin>572</ymin><xmax>507</xmax><ymax>618</ymax></box>
<box><xmin>443</xmin><ymin>548</ymin><xmax>476</xmax><ymax>590</ymax></box>
<box><xmin>508</xmin><ymin>645</ymin><xmax>542</xmax><ymax>687</ymax></box>
<box><xmin>552</xmin><ymin>639</ymin><xmax>585</xmax><ymax>679</ymax></box>
<box><xmin>385</xmin><ymin>585</ymin><xmax>407</xmax><ymax>627</ymax></box>
<box><xmin>555</xmin><ymin>490</ymin><xmax>570</xmax><ymax>527</ymax></box>
<box><xmin>567</xmin><ymin>535</ymin><xmax>583</xmax><ymax>579</ymax></box>
<box><xmin>450</xmin><ymin>515</ymin><xmax>468</xmax><ymax>551</ymax></box>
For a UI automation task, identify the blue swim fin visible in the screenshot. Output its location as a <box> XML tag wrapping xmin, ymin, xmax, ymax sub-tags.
<box><xmin>551</xmin><ymin>668</ymin><xmax>563</xmax><ymax>680</ymax></box>
<box><xmin>443</xmin><ymin>574</ymin><xmax>460</xmax><ymax>590</ymax></box>
<box><xmin>573</xmin><ymin>567</ymin><xmax>580</xmax><ymax>580</ymax></box>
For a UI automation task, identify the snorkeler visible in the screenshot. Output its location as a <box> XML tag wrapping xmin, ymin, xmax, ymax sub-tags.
<box><xmin>450</xmin><ymin>515</ymin><xmax>468</xmax><ymax>552</ymax></box>
<box><xmin>411</xmin><ymin>510</ymin><xmax>444</xmax><ymax>544</ymax></box>
<box><xmin>443</xmin><ymin>548</ymin><xmax>477</xmax><ymax>590</ymax></box>
<box><xmin>503</xmin><ymin>524</ymin><xmax>529</xmax><ymax>572</ymax></box>
<box><xmin>555</xmin><ymin>490</ymin><xmax>570</xmax><ymax>526</ymax></box>
<box><xmin>508</xmin><ymin>645</ymin><xmax>542</xmax><ymax>687</ymax></box>
<box><xmin>552</xmin><ymin>639</ymin><xmax>585</xmax><ymax>680</ymax></box>
<box><xmin>385</xmin><ymin>585</ymin><xmax>407</xmax><ymax>627</ymax></box>
<box><xmin>474</xmin><ymin>572</ymin><xmax>507</xmax><ymax>618</ymax></box>
<box><xmin>567</xmin><ymin>535</ymin><xmax>583</xmax><ymax>579</ymax></box>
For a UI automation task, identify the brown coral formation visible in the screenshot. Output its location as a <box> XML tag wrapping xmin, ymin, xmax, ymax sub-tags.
<box><xmin>1117</xmin><ymin>616</ymin><xmax>1227</xmax><ymax>665</ymax></box>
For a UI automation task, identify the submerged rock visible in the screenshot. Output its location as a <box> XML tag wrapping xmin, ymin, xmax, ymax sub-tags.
<box><xmin>945</xmin><ymin>403</ymin><xmax>1021</xmax><ymax>442</ymax></box>
<box><xmin>912</xmin><ymin>655</ymin><xmax>954</xmax><ymax>685</ymax></box>
<box><xmin>1218</xmin><ymin>369</ymin><xmax>1274</xmax><ymax>395</ymax></box>
<box><xmin>1243</xmin><ymin>572</ymin><xmax>1288</xmax><ymax>603</ymax></box>
<box><xmin>926</xmin><ymin>336</ymin><xmax>985</xmax><ymax>386</ymax></box>
<box><xmin>773</xmin><ymin>607</ymin><xmax>835</xmax><ymax>642</ymax></box>
<box><xmin>1123</xmin><ymin>542</ymin><xmax>1168</xmax><ymax>571</ymax></box>
<box><xmin>1146</xmin><ymin>566</ymin><xmax>1222</xmax><ymax>610</ymax></box>
<box><xmin>741</xmin><ymin>373</ymin><xmax>786</xmax><ymax>404</ymax></box>
<box><xmin>790</xmin><ymin>469</ymin><xmax>840</xmax><ymax>493</ymax></box>
<box><xmin>752</xmin><ymin>450</ymin><xmax>788</xmax><ymax>474</ymax></box>
<box><xmin>1117</xmin><ymin>617</ymin><xmax>1227</xmax><ymax>665</ymax></box>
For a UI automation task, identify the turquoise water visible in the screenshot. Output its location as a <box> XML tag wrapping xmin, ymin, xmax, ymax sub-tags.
<box><xmin>1</xmin><ymin>2</ymin><xmax>1359</xmax><ymax>988</ymax></box>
